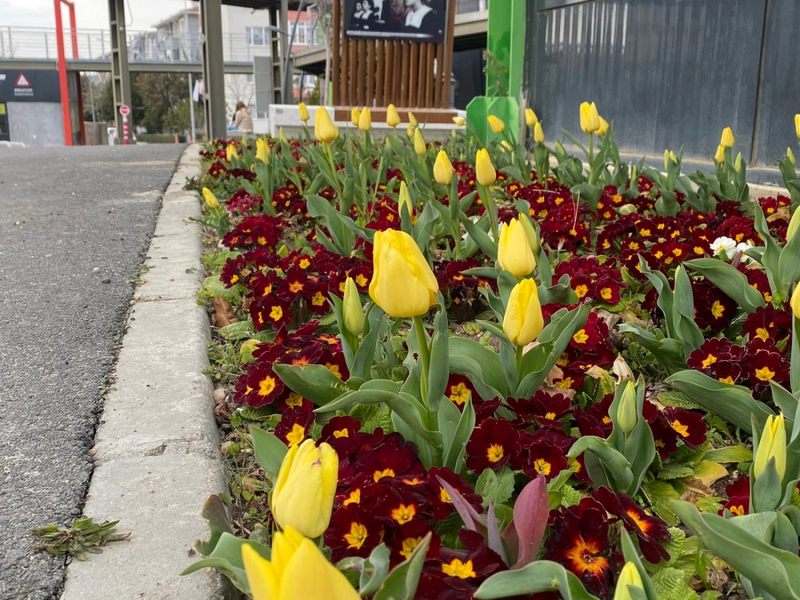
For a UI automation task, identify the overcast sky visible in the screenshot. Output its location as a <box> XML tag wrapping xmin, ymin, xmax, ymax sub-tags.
<box><xmin>3</xmin><ymin>0</ymin><xmax>194</xmax><ymax>30</ymax></box>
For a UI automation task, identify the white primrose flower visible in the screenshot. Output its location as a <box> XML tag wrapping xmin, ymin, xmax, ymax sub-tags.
<box><xmin>710</xmin><ymin>236</ymin><xmax>737</xmax><ymax>259</ymax></box>
<box><xmin>735</xmin><ymin>242</ymin><xmax>754</xmax><ymax>263</ymax></box>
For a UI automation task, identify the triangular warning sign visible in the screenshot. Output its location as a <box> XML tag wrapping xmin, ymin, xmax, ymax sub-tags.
<box><xmin>16</xmin><ymin>74</ymin><xmax>30</xmax><ymax>87</ymax></box>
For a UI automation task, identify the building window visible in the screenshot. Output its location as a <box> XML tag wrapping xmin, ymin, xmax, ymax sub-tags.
<box><xmin>246</xmin><ymin>26</ymin><xmax>268</xmax><ymax>46</ymax></box>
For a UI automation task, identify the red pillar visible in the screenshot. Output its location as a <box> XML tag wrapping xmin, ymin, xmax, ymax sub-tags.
<box><xmin>54</xmin><ymin>0</ymin><xmax>73</xmax><ymax>146</ymax></box>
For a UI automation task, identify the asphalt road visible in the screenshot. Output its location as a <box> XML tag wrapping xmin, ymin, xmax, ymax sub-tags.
<box><xmin>0</xmin><ymin>144</ymin><xmax>184</xmax><ymax>600</ymax></box>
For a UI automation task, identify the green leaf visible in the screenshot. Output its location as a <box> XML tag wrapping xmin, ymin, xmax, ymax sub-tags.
<box><xmin>273</xmin><ymin>363</ymin><xmax>350</xmax><ymax>406</ymax></box>
<box><xmin>651</xmin><ymin>568</ymin><xmax>699</xmax><ymax>600</ymax></box>
<box><xmin>201</xmin><ymin>275</ymin><xmax>244</xmax><ymax>303</ymax></box>
<box><xmin>338</xmin><ymin>543</ymin><xmax>392</xmax><ymax>596</ymax></box>
<box><xmin>684</xmin><ymin>258</ymin><xmax>765</xmax><ymax>313</ymax></box>
<box><xmin>180</xmin><ymin>532</ymin><xmax>269</xmax><ymax>594</ymax></box>
<box><xmin>475</xmin><ymin>467</ymin><xmax>516</xmax><ymax>507</ymax></box>
<box><xmin>195</xmin><ymin>495</ymin><xmax>234</xmax><ymax>556</ymax></box>
<box><xmin>373</xmin><ymin>532</ymin><xmax>431</xmax><ymax>600</ymax></box>
<box><xmin>474</xmin><ymin>560</ymin><xmax>600</xmax><ymax>599</ymax></box>
<box><xmin>702</xmin><ymin>445</ymin><xmax>752</xmax><ymax>463</ymax></box>
<box><xmin>249</xmin><ymin>426</ymin><xmax>287</xmax><ymax>482</ymax></box>
<box><xmin>218</xmin><ymin>320</ymin><xmax>256</xmax><ymax>341</ymax></box>
<box><xmin>449</xmin><ymin>336</ymin><xmax>508</xmax><ymax>399</ymax></box>
<box><xmin>439</xmin><ymin>397</ymin><xmax>475</xmax><ymax>474</ymax></box>
<box><xmin>671</xmin><ymin>500</ymin><xmax>800</xmax><ymax>599</ymax></box>
<box><xmin>666</xmin><ymin>369</ymin><xmax>775</xmax><ymax>433</ymax></box>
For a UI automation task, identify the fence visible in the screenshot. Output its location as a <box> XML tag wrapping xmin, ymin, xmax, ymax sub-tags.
<box><xmin>525</xmin><ymin>0</ymin><xmax>800</xmax><ymax>166</ymax></box>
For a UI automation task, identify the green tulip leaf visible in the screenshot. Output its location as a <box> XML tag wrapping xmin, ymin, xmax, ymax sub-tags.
<box><xmin>373</xmin><ymin>532</ymin><xmax>431</xmax><ymax>600</ymax></box>
<box><xmin>666</xmin><ymin>370</ymin><xmax>775</xmax><ymax>433</ymax></box>
<box><xmin>474</xmin><ymin>560</ymin><xmax>600</xmax><ymax>599</ymax></box>
<box><xmin>683</xmin><ymin>258</ymin><xmax>766</xmax><ymax>313</ymax></box>
<box><xmin>181</xmin><ymin>532</ymin><xmax>269</xmax><ymax>593</ymax></box>
<box><xmin>273</xmin><ymin>363</ymin><xmax>352</xmax><ymax>406</ymax></box>
<box><xmin>449</xmin><ymin>336</ymin><xmax>508</xmax><ymax>398</ymax></box>
<box><xmin>439</xmin><ymin>396</ymin><xmax>475</xmax><ymax>474</ymax></box>
<box><xmin>249</xmin><ymin>426</ymin><xmax>288</xmax><ymax>482</ymax></box>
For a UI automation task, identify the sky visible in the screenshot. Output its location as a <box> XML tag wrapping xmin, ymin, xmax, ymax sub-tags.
<box><xmin>2</xmin><ymin>0</ymin><xmax>194</xmax><ymax>31</ymax></box>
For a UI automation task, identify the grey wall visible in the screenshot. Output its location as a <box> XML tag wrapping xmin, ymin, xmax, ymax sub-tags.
<box><xmin>8</xmin><ymin>103</ymin><xmax>65</xmax><ymax>147</ymax></box>
<box><xmin>525</xmin><ymin>0</ymin><xmax>800</xmax><ymax>166</ymax></box>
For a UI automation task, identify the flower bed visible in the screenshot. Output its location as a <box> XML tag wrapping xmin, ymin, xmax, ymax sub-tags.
<box><xmin>183</xmin><ymin>104</ymin><xmax>800</xmax><ymax>600</ymax></box>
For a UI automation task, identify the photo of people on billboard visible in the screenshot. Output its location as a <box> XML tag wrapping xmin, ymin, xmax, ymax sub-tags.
<box><xmin>345</xmin><ymin>0</ymin><xmax>447</xmax><ymax>42</ymax></box>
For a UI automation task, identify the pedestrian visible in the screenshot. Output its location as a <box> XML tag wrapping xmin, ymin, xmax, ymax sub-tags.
<box><xmin>233</xmin><ymin>101</ymin><xmax>253</xmax><ymax>135</ymax></box>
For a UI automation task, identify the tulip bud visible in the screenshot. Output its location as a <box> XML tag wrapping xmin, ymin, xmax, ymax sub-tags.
<box><xmin>413</xmin><ymin>128</ymin><xmax>426</xmax><ymax>156</ymax></box>
<box><xmin>350</xmin><ymin>107</ymin><xmax>361</xmax><ymax>127</ymax></box>
<box><xmin>734</xmin><ymin>152</ymin><xmax>743</xmax><ymax>172</ymax></box>
<box><xmin>613</xmin><ymin>562</ymin><xmax>644</xmax><ymax>600</ymax></box>
<box><xmin>226</xmin><ymin>142</ymin><xmax>239</xmax><ymax>161</ymax></box>
<box><xmin>795</xmin><ymin>114</ymin><xmax>800</xmax><ymax>141</ymax></box>
<box><xmin>791</xmin><ymin>284</ymin><xmax>800</xmax><ymax>319</ymax></box>
<box><xmin>369</xmin><ymin>229</ymin><xmax>439</xmax><ymax>318</ymax></box>
<box><xmin>271</xmin><ymin>439</ymin><xmax>339</xmax><ymax>538</ymax></box>
<box><xmin>406</xmin><ymin>123</ymin><xmax>415</xmax><ymax>138</ymax></box>
<box><xmin>518</xmin><ymin>213</ymin><xmax>540</xmax><ymax>253</ymax></box>
<box><xmin>358</xmin><ymin>107</ymin><xmax>372</xmax><ymax>131</ymax></box>
<box><xmin>452</xmin><ymin>116</ymin><xmax>466</xmax><ymax>126</ymax></box>
<box><xmin>343</xmin><ymin>277</ymin><xmax>364</xmax><ymax>336</ymax></box>
<box><xmin>596</xmin><ymin>116</ymin><xmax>609</xmax><ymax>137</ymax></box>
<box><xmin>397</xmin><ymin>180</ymin><xmax>414</xmax><ymax>217</ymax></box>
<box><xmin>386</xmin><ymin>103</ymin><xmax>401</xmax><ymax>128</ymax></box>
<box><xmin>408</xmin><ymin>111</ymin><xmax>418</xmax><ymax>128</ymax></box>
<box><xmin>202</xmin><ymin>187</ymin><xmax>219</xmax><ymax>209</ymax></box>
<box><xmin>787</xmin><ymin>207</ymin><xmax>800</xmax><ymax>241</ymax></box>
<box><xmin>714</xmin><ymin>144</ymin><xmax>725</xmax><ymax>165</ymax></box>
<box><xmin>669</xmin><ymin>150</ymin><xmax>678</xmax><ymax>164</ymax></box>
<box><xmin>503</xmin><ymin>278</ymin><xmax>544</xmax><ymax>346</ymax></box>
<box><xmin>525</xmin><ymin>107</ymin><xmax>538</xmax><ymax>127</ymax></box>
<box><xmin>663</xmin><ymin>150</ymin><xmax>670</xmax><ymax>171</ymax></box>
<box><xmin>314</xmin><ymin>108</ymin><xmax>339</xmax><ymax>143</ymax></box>
<box><xmin>579</xmin><ymin>101</ymin><xmax>601</xmax><ymax>133</ymax></box>
<box><xmin>279</xmin><ymin>127</ymin><xmax>288</xmax><ymax>143</ymax></box>
<box><xmin>720</xmin><ymin>126</ymin><xmax>735</xmax><ymax>148</ymax></box>
<box><xmin>239</xmin><ymin>338</ymin><xmax>261</xmax><ymax>364</ymax></box>
<box><xmin>753</xmin><ymin>413</ymin><xmax>787</xmax><ymax>481</ymax></box>
<box><xmin>487</xmin><ymin>115</ymin><xmax>505</xmax><ymax>134</ymax></box>
<box><xmin>498</xmin><ymin>219</ymin><xmax>536</xmax><ymax>278</ymax></box>
<box><xmin>475</xmin><ymin>148</ymin><xmax>496</xmax><ymax>186</ymax></box>
<box><xmin>533</xmin><ymin>121</ymin><xmax>545</xmax><ymax>144</ymax></box>
<box><xmin>298</xmin><ymin>101</ymin><xmax>310</xmax><ymax>122</ymax></box>
<box><xmin>617</xmin><ymin>381</ymin><xmax>638</xmax><ymax>435</ymax></box>
<box><xmin>256</xmin><ymin>137</ymin><xmax>270</xmax><ymax>164</ymax></box>
<box><xmin>433</xmin><ymin>150</ymin><xmax>454</xmax><ymax>185</ymax></box>
<box><xmin>788</xmin><ymin>147</ymin><xmax>796</xmax><ymax>166</ymax></box>
<box><xmin>242</xmin><ymin>528</ymin><xmax>360</xmax><ymax>600</ymax></box>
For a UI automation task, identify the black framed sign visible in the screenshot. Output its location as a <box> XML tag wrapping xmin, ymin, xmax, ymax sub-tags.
<box><xmin>345</xmin><ymin>0</ymin><xmax>447</xmax><ymax>42</ymax></box>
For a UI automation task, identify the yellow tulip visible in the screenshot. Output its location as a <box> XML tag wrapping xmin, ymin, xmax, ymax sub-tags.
<box><xmin>616</xmin><ymin>381</ymin><xmax>637</xmax><ymax>435</ymax></box>
<box><xmin>753</xmin><ymin>413</ymin><xmax>787</xmax><ymax>481</ymax></box>
<box><xmin>414</xmin><ymin>128</ymin><xmax>426</xmax><ymax>156</ymax></box>
<box><xmin>487</xmin><ymin>115</ymin><xmax>505</xmax><ymax>134</ymax></box>
<box><xmin>271</xmin><ymin>438</ymin><xmax>338</xmax><ymax>538</ymax></box>
<box><xmin>795</xmin><ymin>114</ymin><xmax>800</xmax><ymax>140</ymax></box>
<box><xmin>525</xmin><ymin>107</ymin><xmax>538</xmax><ymax>127</ymax></box>
<box><xmin>498</xmin><ymin>218</ymin><xmax>536</xmax><ymax>278</ymax></box>
<box><xmin>579</xmin><ymin>101</ymin><xmax>601</xmax><ymax>133</ymax></box>
<box><xmin>358</xmin><ymin>107</ymin><xmax>372</xmax><ymax>131</ymax></box>
<box><xmin>298</xmin><ymin>102</ymin><xmax>310</xmax><ymax>122</ymax></box>
<box><xmin>408</xmin><ymin>111</ymin><xmax>418</xmax><ymax>128</ymax></box>
<box><xmin>533</xmin><ymin>121</ymin><xmax>545</xmax><ymax>144</ymax></box>
<box><xmin>787</xmin><ymin>206</ymin><xmax>800</xmax><ymax>241</ymax></box>
<box><xmin>597</xmin><ymin>116</ymin><xmax>609</xmax><ymax>137</ymax></box>
<box><xmin>386</xmin><ymin>103</ymin><xmax>401</xmax><ymax>128</ymax></box>
<box><xmin>369</xmin><ymin>229</ymin><xmax>439</xmax><ymax>318</ymax></box>
<box><xmin>256</xmin><ymin>137</ymin><xmax>271</xmax><ymax>164</ymax></box>
<box><xmin>518</xmin><ymin>213</ymin><xmax>540</xmax><ymax>253</ymax></box>
<box><xmin>343</xmin><ymin>277</ymin><xmax>364</xmax><ymax>336</ymax></box>
<box><xmin>350</xmin><ymin>107</ymin><xmax>360</xmax><ymax>127</ymax></box>
<box><xmin>226</xmin><ymin>142</ymin><xmax>239</xmax><ymax>161</ymax></box>
<box><xmin>791</xmin><ymin>284</ymin><xmax>800</xmax><ymax>319</ymax></box>
<box><xmin>475</xmin><ymin>148</ymin><xmax>496</xmax><ymax>186</ymax></box>
<box><xmin>613</xmin><ymin>562</ymin><xmax>644</xmax><ymax>600</ymax></box>
<box><xmin>714</xmin><ymin>144</ymin><xmax>725</xmax><ymax>165</ymax></box>
<box><xmin>452</xmin><ymin>116</ymin><xmax>466</xmax><ymax>126</ymax></box>
<box><xmin>241</xmin><ymin>527</ymin><xmax>359</xmax><ymax>600</ymax></box>
<box><xmin>433</xmin><ymin>150</ymin><xmax>454</xmax><ymax>185</ymax></box>
<box><xmin>397</xmin><ymin>180</ymin><xmax>414</xmax><ymax>218</ymax></box>
<box><xmin>720</xmin><ymin>126</ymin><xmax>735</xmax><ymax>148</ymax></box>
<box><xmin>502</xmin><ymin>278</ymin><xmax>544</xmax><ymax>346</ymax></box>
<box><xmin>314</xmin><ymin>108</ymin><xmax>339</xmax><ymax>143</ymax></box>
<box><xmin>202</xmin><ymin>187</ymin><xmax>219</xmax><ymax>209</ymax></box>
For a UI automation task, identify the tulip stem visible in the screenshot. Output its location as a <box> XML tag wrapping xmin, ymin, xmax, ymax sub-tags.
<box><xmin>515</xmin><ymin>344</ymin><xmax>524</xmax><ymax>383</ymax></box>
<box><xmin>324</xmin><ymin>142</ymin><xmax>344</xmax><ymax>209</ymax></box>
<box><xmin>478</xmin><ymin>183</ymin><xmax>499</xmax><ymax>243</ymax></box>
<box><xmin>412</xmin><ymin>316</ymin><xmax>431</xmax><ymax>422</ymax></box>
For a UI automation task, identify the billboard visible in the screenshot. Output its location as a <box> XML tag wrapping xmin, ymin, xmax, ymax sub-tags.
<box><xmin>345</xmin><ymin>0</ymin><xmax>448</xmax><ymax>42</ymax></box>
<box><xmin>0</xmin><ymin>70</ymin><xmax>62</xmax><ymax>103</ymax></box>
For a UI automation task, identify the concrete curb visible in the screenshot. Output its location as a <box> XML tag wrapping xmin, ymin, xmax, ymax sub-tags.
<box><xmin>61</xmin><ymin>145</ymin><xmax>226</xmax><ymax>600</ymax></box>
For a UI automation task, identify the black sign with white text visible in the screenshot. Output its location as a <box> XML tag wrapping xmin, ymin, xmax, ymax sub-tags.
<box><xmin>0</xmin><ymin>70</ymin><xmax>62</xmax><ymax>103</ymax></box>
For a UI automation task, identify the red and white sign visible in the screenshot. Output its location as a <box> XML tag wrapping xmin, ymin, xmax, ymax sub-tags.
<box><xmin>15</xmin><ymin>74</ymin><xmax>30</xmax><ymax>87</ymax></box>
<box><xmin>118</xmin><ymin>104</ymin><xmax>130</xmax><ymax>117</ymax></box>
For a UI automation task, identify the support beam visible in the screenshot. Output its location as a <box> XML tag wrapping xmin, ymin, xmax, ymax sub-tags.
<box><xmin>279</xmin><ymin>0</ymin><xmax>289</xmax><ymax>103</ymax></box>
<box><xmin>200</xmin><ymin>0</ymin><xmax>227</xmax><ymax>140</ymax></box>
<box><xmin>108</xmin><ymin>0</ymin><xmax>132</xmax><ymax>138</ymax></box>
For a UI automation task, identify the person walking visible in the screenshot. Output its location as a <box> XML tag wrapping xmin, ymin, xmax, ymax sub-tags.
<box><xmin>233</xmin><ymin>101</ymin><xmax>254</xmax><ymax>135</ymax></box>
